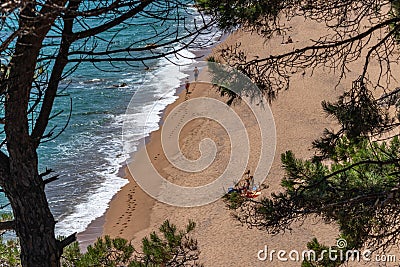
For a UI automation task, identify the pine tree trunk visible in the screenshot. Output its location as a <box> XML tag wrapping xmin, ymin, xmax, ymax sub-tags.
<box><xmin>4</xmin><ymin>106</ymin><xmax>62</xmax><ymax>266</ymax></box>
<box><xmin>4</xmin><ymin>161</ymin><xmax>61</xmax><ymax>266</ymax></box>
<box><xmin>2</xmin><ymin>19</ymin><xmax>62</xmax><ymax>266</ymax></box>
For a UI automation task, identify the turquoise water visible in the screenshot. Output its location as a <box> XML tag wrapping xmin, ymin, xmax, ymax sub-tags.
<box><xmin>0</xmin><ymin>3</ymin><xmax>219</xmax><ymax>237</ymax></box>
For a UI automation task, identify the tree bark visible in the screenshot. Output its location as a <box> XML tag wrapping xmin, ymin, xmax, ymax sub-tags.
<box><xmin>2</xmin><ymin>5</ymin><xmax>62</xmax><ymax>266</ymax></box>
<box><xmin>0</xmin><ymin>1</ymin><xmax>177</xmax><ymax>265</ymax></box>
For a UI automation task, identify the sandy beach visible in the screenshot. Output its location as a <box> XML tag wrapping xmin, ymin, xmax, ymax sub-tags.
<box><xmin>99</xmin><ymin>16</ymin><xmax>400</xmax><ymax>266</ymax></box>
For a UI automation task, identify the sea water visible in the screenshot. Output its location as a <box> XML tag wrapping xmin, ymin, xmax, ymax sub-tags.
<box><xmin>0</xmin><ymin>4</ymin><xmax>220</xmax><ymax>237</ymax></box>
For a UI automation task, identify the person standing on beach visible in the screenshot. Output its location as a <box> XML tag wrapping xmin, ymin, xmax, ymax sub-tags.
<box><xmin>185</xmin><ymin>78</ymin><xmax>190</xmax><ymax>94</ymax></box>
<box><xmin>193</xmin><ymin>66</ymin><xmax>199</xmax><ymax>81</ymax></box>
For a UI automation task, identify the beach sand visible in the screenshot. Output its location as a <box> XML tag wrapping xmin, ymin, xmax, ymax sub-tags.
<box><xmin>100</xmin><ymin>16</ymin><xmax>400</xmax><ymax>266</ymax></box>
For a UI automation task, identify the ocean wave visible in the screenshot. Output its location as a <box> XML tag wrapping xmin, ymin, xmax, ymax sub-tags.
<box><xmin>53</xmin><ymin>47</ymin><xmax>199</xmax><ymax>237</ymax></box>
<box><xmin>55</xmin><ymin>173</ymin><xmax>128</xmax><ymax>237</ymax></box>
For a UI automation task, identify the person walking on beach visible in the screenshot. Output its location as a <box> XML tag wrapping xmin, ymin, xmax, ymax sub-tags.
<box><xmin>185</xmin><ymin>78</ymin><xmax>190</xmax><ymax>94</ymax></box>
<box><xmin>193</xmin><ymin>66</ymin><xmax>199</xmax><ymax>81</ymax></box>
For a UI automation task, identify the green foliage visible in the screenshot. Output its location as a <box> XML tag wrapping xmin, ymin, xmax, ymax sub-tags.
<box><xmin>0</xmin><ymin>237</ymin><xmax>20</xmax><ymax>267</ymax></box>
<box><xmin>224</xmin><ymin>191</ymin><xmax>245</xmax><ymax>209</ymax></box>
<box><xmin>0</xmin><ymin>213</ymin><xmax>19</xmax><ymax>266</ymax></box>
<box><xmin>301</xmin><ymin>235</ymin><xmax>366</xmax><ymax>267</ymax></box>
<box><xmin>314</xmin><ymin>82</ymin><xmax>392</xmax><ymax>160</ymax></box>
<box><xmin>225</xmin><ymin>84</ymin><xmax>400</xmax><ymax>263</ymax></box>
<box><xmin>280</xmin><ymin>136</ymin><xmax>400</xmax><ymax>248</ymax></box>
<box><xmin>196</xmin><ymin>0</ymin><xmax>283</xmax><ymax>33</ymax></box>
<box><xmin>138</xmin><ymin>220</ymin><xmax>200</xmax><ymax>267</ymax></box>
<box><xmin>0</xmin><ymin>212</ymin><xmax>14</xmax><ymax>236</ymax></box>
<box><xmin>206</xmin><ymin>56</ymin><xmax>218</xmax><ymax>63</ymax></box>
<box><xmin>301</xmin><ymin>238</ymin><xmax>343</xmax><ymax>267</ymax></box>
<box><xmin>63</xmin><ymin>236</ymin><xmax>134</xmax><ymax>267</ymax></box>
<box><xmin>0</xmin><ymin>212</ymin><xmax>13</xmax><ymax>221</ymax></box>
<box><xmin>62</xmin><ymin>220</ymin><xmax>202</xmax><ymax>267</ymax></box>
<box><xmin>390</xmin><ymin>0</ymin><xmax>400</xmax><ymax>42</ymax></box>
<box><xmin>61</xmin><ymin>241</ymin><xmax>81</xmax><ymax>267</ymax></box>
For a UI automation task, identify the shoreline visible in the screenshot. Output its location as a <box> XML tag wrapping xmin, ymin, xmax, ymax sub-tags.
<box><xmin>101</xmin><ymin>75</ymin><xmax>212</xmax><ymax>241</ymax></box>
<box><xmin>77</xmin><ymin>40</ymin><xmax>220</xmax><ymax>248</ymax></box>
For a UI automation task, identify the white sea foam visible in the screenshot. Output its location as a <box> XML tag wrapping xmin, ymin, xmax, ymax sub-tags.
<box><xmin>55</xmin><ymin>173</ymin><xmax>128</xmax><ymax>237</ymax></box>
<box><xmin>120</xmin><ymin>50</ymin><xmax>194</xmax><ymax>154</ymax></box>
<box><xmin>55</xmin><ymin>48</ymin><xmax>199</xmax><ymax>237</ymax></box>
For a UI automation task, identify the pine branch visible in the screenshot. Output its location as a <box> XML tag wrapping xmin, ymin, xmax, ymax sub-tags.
<box><xmin>0</xmin><ymin>220</ymin><xmax>15</xmax><ymax>231</ymax></box>
<box><xmin>58</xmin><ymin>232</ymin><xmax>77</xmax><ymax>250</ymax></box>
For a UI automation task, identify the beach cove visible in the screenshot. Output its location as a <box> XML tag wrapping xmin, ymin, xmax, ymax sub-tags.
<box><xmin>97</xmin><ymin>17</ymin><xmax>357</xmax><ymax>266</ymax></box>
